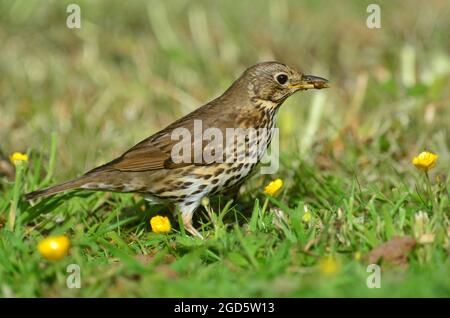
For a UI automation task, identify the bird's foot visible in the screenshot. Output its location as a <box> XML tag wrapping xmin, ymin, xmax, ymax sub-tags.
<box><xmin>180</xmin><ymin>203</ymin><xmax>204</xmax><ymax>239</ymax></box>
<box><xmin>184</xmin><ymin>223</ymin><xmax>204</xmax><ymax>239</ymax></box>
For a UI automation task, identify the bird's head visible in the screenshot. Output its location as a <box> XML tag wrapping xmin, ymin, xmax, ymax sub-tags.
<box><xmin>241</xmin><ymin>61</ymin><xmax>329</xmax><ymax>104</ymax></box>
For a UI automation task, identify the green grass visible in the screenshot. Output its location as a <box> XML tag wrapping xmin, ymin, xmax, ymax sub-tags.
<box><xmin>1</xmin><ymin>0</ymin><xmax>450</xmax><ymax>297</ymax></box>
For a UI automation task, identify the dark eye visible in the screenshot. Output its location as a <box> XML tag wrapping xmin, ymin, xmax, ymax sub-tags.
<box><xmin>276</xmin><ymin>74</ymin><xmax>288</xmax><ymax>85</ymax></box>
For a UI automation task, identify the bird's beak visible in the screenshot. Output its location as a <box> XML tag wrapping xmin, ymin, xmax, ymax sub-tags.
<box><xmin>289</xmin><ymin>75</ymin><xmax>329</xmax><ymax>90</ymax></box>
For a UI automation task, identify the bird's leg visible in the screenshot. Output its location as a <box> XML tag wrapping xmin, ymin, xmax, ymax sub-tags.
<box><xmin>179</xmin><ymin>203</ymin><xmax>203</xmax><ymax>239</ymax></box>
<box><xmin>183</xmin><ymin>215</ymin><xmax>203</xmax><ymax>239</ymax></box>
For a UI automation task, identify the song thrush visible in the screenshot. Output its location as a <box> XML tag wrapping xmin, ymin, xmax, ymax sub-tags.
<box><xmin>25</xmin><ymin>61</ymin><xmax>328</xmax><ymax>238</ymax></box>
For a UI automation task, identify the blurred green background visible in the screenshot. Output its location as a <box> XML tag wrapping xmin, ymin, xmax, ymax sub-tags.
<box><xmin>1</xmin><ymin>0</ymin><xmax>449</xmax><ymax>179</ymax></box>
<box><xmin>0</xmin><ymin>0</ymin><xmax>450</xmax><ymax>298</ymax></box>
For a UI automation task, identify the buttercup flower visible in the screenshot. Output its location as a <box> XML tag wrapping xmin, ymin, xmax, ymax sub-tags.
<box><xmin>264</xmin><ymin>178</ymin><xmax>283</xmax><ymax>196</ymax></box>
<box><xmin>302</xmin><ymin>211</ymin><xmax>312</xmax><ymax>223</ymax></box>
<box><xmin>412</xmin><ymin>151</ymin><xmax>438</xmax><ymax>172</ymax></box>
<box><xmin>302</xmin><ymin>205</ymin><xmax>312</xmax><ymax>223</ymax></box>
<box><xmin>354</xmin><ymin>252</ymin><xmax>362</xmax><ymax>261</ymax></box>
<box><xmin>201</xmin><ymin>197</ymin><xmax>210</xmax><ymax>208</ymax></box>
<box><xmin>9</xmin><ymin>152</ymin><xmax>28</xmax><ymax>166</ymax></box>
<box><xmin>319</xmin><ymin>256</ymin><xmax>340</xmax><ymax>275</ymax></box>
<box><xmin>150</xmin><ymin>215</ymin><xmax>171</xmax><ymax>234</ymax></box>
<box><xmin>37</xmin><ymin>235</ymin><xmax>70</xmax><ymax>261</ymax></box>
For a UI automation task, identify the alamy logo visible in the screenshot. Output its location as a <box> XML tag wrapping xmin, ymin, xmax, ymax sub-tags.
<box><xmin>366</xmin><ymin>264</ymin><xmax>381</xmax><ymax>288</ymax></box>
<box><xmin>366</xmin><ymin>4</ymin><xmax>381</xmax><ymax>29</ymax></box>
<box><xmin>66</xmin><ymin>4</ymin><xmax>81</xmax><ymax>29</ymax></box>
<box><xmin>66</xmin><ymin>264</ymin><xmax>81</xmax><ymax>289</ymax></box>
<box><xmin>170</xmin><ymin>120</ymin><xmax>279</xmax><ymax>174</ymax></box>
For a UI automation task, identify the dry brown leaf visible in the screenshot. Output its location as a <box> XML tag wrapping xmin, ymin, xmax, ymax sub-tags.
<box><xmin>0</xmin><ymin>158</ymin><xmax>15</xmax><ymax>179</ymax></box>
<box><xmin>364</xmin><ymin>235</ymin><xmax>416</xmax><ymax>268</ymax></box>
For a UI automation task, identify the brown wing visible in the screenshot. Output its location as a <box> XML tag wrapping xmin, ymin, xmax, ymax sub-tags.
<box><xmin>87</xmin><ymin>102</ymin><xmax>235</xmax><ymax>173</ymax></box>
<box><xmin>112</xmin><ymin>133</ymin><xmax>177</xmax><ymax>171</ymax></box>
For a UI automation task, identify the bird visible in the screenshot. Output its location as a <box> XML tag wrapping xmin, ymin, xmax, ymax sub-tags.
<box><xmin>25</xmin><ymin>61</ymin><xmax>329</xmax><ymax>238</ymax></box>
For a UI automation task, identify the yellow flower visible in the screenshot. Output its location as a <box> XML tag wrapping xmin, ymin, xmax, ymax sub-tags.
<box><xmin>150</xmin><ymin>215</ymin><xmax>171</xmax><ymax>234</ymax></box>
<box><xmin>319</xmin><ymin>256</ymin><xmax>340</xmax><ymax>276</ymax></box>
<box><xmin>302</xmin><ymin>211</ymin><xmax>312</xmax><ymax>223</ymax></box>
<box><xmin>412</xmin><ymin>151</ymin><xmax>438</xmax><ymax>172</ymax></box>
<box><xmin>201</xmin><ymin>197</ymin><xmax>210</xmax><ymax>208</ymax></box>
<box><xmin>9</xmin><ymin>152</ymin><xmax>28</xmax><ymax>166</ymax></box>
<box><xmin>354</xmin><ymin>251</ymin><xmax>362</xmax><ymax>261</ymax></box>
<box><xmin>302</xmin><ymin>204</ymin><xmax>312</xmax><ymax>223</ymax></box>
<box><xmin>264</xmin><ymin>178</ymin><xmax>283</xmax><ymax>196</ymax></box>
<box><xmin>37</xmin><ymin>235</ymin><xmax>70</xmax><ymax>261</ymax></box>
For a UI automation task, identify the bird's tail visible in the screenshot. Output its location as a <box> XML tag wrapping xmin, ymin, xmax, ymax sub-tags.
<box><xmin>24</xmin><ymin>176</ymin><xmax>90</xmax><ymax>201</ymax></box>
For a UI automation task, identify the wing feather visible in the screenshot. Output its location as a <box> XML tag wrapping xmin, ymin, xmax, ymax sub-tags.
<box><xmin>87</xmin><ymin>97</ymin><xmax>244</xmax><ymax>174</ymax></box>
